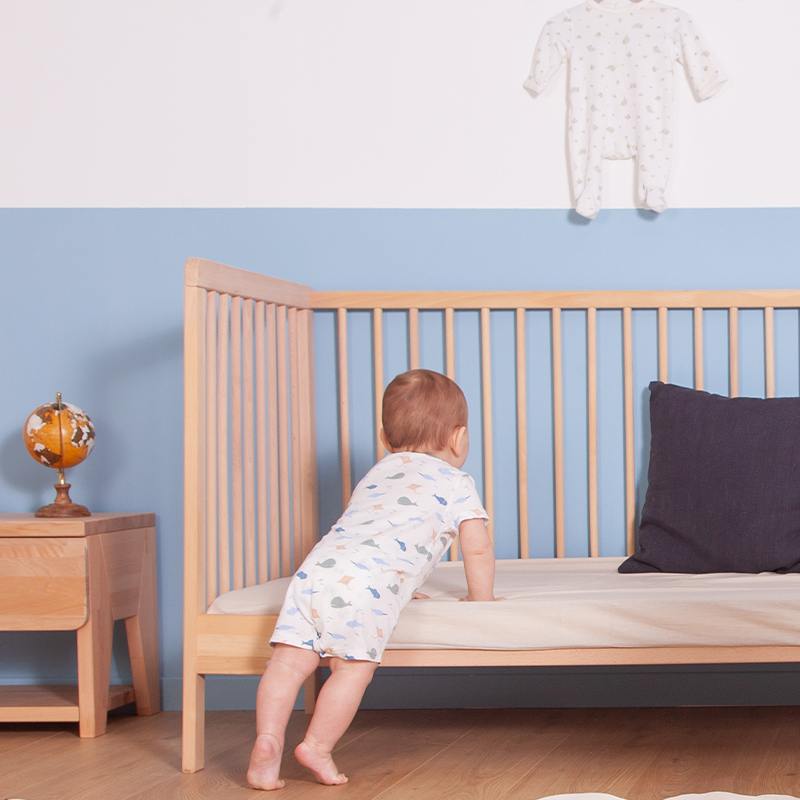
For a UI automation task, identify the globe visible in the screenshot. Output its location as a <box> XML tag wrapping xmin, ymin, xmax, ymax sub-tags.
<box><xmin>23</xmin><ymin>395</ymin><xmax>95</xmax><ymax>517</ymax></box>
<box><xmin>24</xmin><ymin>399</ymin><xmax>95</xmax><ymax>469</ymax></box>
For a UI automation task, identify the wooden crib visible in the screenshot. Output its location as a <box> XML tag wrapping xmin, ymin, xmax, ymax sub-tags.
<box><xmin>182</xmin><ymin>256</ymin><xmax>800</xmax><ymax>772</ymax></box>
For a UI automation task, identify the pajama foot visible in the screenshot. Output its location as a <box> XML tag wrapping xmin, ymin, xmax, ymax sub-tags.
<box><xmin>643</xmin><ymin>186</ymin><xmax>667</xmax><ymax>213</ymax></box>
<box><xmin>575</xmin><ymin>191</ymin><xmax>601</xmax><ymax>219</ymax></box>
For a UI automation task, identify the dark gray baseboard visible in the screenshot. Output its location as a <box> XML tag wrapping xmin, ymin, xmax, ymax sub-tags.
<box><xmin>160</xmin><ymin>664</ymin><xmax>800</xmax><ymax>712</ymax></box>
<box><xmin>359</xmin><ymin>664</ymin><xmax>800</xmax><ymax>709</ymax></box>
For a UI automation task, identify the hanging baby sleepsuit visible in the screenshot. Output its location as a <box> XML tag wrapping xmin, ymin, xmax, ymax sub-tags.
<box><xmin>524</xmin><ymin>0</ymin><xmax>726</xmax><ymax>219</ymax></box>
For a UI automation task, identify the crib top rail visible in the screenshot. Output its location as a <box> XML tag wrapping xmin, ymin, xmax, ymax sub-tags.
<box><xmin>311</xmin><ymin>289</ymin><xmax>800</xmax><ymax>311</ymax></box>
<box><xmin>186</xmin><ymin>259</ymin><xmax>800</xmax><ymax>312</ymax></box>
<box><xmin>186</xmin><ymin>257</ymin><xmax>311</xmax><ymax>308</ymax></box>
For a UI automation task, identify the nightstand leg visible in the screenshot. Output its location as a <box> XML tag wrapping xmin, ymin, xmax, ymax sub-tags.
<box><xmin>125</xmin><ymin>527</ymin><xmax>161</xmax><ymax>715</ymax></box>
<box><xmin>77</xmin><ymin>536</ymin><xmax>114</xmax><ymax>738</ymax></box>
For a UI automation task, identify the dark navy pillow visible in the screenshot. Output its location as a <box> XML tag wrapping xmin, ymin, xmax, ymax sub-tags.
<box><xmin>619</xmin><ymin>381</ymin><xmax>800</xmax><ymax>574</ymax></box>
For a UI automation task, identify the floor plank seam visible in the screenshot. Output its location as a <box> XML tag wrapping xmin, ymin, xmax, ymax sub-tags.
<box><xmin>500</xmin><ymin>721</ymin><xmax>586</xmax><ymax>798</ymax></box>
<box><xmin>333</xmin><ymin>723</ymin><xmax>384</xmax><ymax>755</ymax></box>
<box><xmin>368</xmin><ymin>726</ymin><xmax>476</xmax><ymax>800</ymax></box>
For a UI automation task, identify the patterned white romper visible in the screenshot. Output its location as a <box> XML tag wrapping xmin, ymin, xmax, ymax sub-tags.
<box><xmin>524</xmin><ymin>1</ymin><xmax>726</xmax><ymax>218</ymax></box>
<box><xmin>270</xmin><ymin>451</ymin><xmax>489</xmax><ymax>662</ymax></box>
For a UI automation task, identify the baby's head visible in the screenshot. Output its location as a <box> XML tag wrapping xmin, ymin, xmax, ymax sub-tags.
<box><xmin>381</xmin><ymin>369</ymin><xmax>468</xmax><ymax>464</ymax></box>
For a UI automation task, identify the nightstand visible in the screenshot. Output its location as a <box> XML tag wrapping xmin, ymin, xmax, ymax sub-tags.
<box><xmin>0</xmin><ymin>513</ymin><xmax>161</xmax><ymax>737</ymax></box>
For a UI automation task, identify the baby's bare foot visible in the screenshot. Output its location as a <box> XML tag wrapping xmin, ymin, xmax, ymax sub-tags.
<box><xmin>295</xmin><ymin>740</ymin><xmax>348</xmax><ymax>785</ymax></box>
<box><xmin>247</xmin><ymin>733</ymin><xmax>285</xmax><ymax>790</ymax></box>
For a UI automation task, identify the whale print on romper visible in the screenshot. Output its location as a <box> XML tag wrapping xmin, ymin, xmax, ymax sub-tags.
<box><xmin>523</xmin><ymin>1</ymin><xmax>727</xmax><ymax>219</ymax></box>
<box><xmin>270</xmin><ymin>452</ymin><xmax>489</xmax><ymax>663</ymax></box>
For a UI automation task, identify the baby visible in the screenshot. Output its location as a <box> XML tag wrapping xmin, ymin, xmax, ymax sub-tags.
<box><xmin>247</xmin><ymin>368</ymin><xmax>500</xmax><ymax>790</ymax></box>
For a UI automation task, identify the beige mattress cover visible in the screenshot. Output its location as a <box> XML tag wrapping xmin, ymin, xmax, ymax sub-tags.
<box><xmin>207</xmin><ymin>557</ymin><xmax>800</xmax><ymax>650</ymax></box>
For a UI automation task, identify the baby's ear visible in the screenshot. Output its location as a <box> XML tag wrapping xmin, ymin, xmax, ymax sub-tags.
<box><xmin>450</xmin><ymin>426</ymin><xmax>468</xmax><ymax>458</ymax></box>
<box><xmin>379</xmin><ymin>429</ymin><xmax>393</xmax><ymax>453</ymax></box>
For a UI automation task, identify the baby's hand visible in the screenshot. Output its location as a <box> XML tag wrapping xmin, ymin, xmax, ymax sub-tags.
<box><xmin>412</xmin><ymin>592</ymin><xmax>431</xmax><ymax>600</ymax></box>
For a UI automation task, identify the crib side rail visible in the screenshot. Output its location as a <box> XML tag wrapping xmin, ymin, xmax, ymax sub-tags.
<box><xmin>184</xmin><ymin>258</ymin><xmax>318</xmax><ymax>619</ymax></box>
<box><xmin>312</xmin><ymin>288</ymin><xmax>800</xmax><ymax>562</ymax></box>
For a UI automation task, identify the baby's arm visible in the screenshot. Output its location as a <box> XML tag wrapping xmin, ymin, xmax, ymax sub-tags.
<box><xmin>458</xmin><ymin>518</ymin><xmax>500</xmax><ymax>601</ymax></box>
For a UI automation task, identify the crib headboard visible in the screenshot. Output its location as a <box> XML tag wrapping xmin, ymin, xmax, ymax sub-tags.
<box><xmin>184</xmin><ymin>257</ymin><xmax>800</xmax><ymax>609</ymax></box>
<box><xmin>184</xmin><ymin>258</ymin><xmax>319</xmax><ymax>615</ymax></box>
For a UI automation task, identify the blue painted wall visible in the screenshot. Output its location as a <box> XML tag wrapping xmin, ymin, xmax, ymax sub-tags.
<box><xmin>2</xmin><ymin>207</ymin><xmax>800</xmax><ymax>710</ymax></box>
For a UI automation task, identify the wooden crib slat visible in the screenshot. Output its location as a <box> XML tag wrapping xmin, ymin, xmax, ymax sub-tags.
<box><xmin>289</xmin><ymin>308</ymin><xmax>304</xmax><ymax>572</ymax></box>
<box><xmin>277</xmin><ymin>305</ymin><xmax>292</xmax><ymax>577</ymax></box>
<box><xmin>694</xmin><ymin>307</ymin><xmax>704</xmax><ymax>391</ymax></box>
<box><xmin>445</xmin><ymin>308</ymin><xmax>456</xmax><ymax>381</ymax></box>
<box><xmin>552</xmin><ymin>309</ymin><xmax>565</xmax><ymax>558</ymax></box>
<box><xmin>298</xmin><ymin>309</ymin><xmax>320</xmax><ymax>560</ymax></box>
<box><xmin>623</xmin><ymin>308</ymin><xmax>635</xmax><ymax>557</ymax></box>
<box><xmin>658</xmin><ymin>307</ymin><xmax>668</xmax><ymax>384</ymax></box>
<box><xmin>587</xmin><ymin>308</ymin><xmax>599</xmax><ymax>558</ymax></box>
<box><xmin>374</xmin><ymin>308</ymin><xmax>385</xmax><ymax>462</ymax></box>
<box><xmin>516</xmin><ymin>309</ymin><xmax>529</xmax><ymax>560</ymax></box>
<box><xmin>445</xmin><ymin>307</ymin><xmax>458</xmax><ymax>560</ymax></box>
<box><xmin>204</xmin><ymin>291</ymin><xmax>218</xmax><ymax>601</ymax></box>
<box><xmin>337</xmin><ymin>308</ymin><xmax>352</xmax><ymax>506</ymax></box>
<box><xmin>765</xmin><ymin>307</ymin><xmax>776</xmax><ymax>398</ymax></box>
<box><xmin>409</xmin><ymin>308</ymin><xmax>420</xmax><ymax>370</ymax></box>
<box><xmin>729</xmin><ymin>307</ymin><xmax>739</xmax><ymax>398</ymax></box>
<box><xmin>242</xmin><ymin>299</ymin><xmax>256</xmax><ymax>588</ymax></box>
<box><xmin>480</xmin><ymin>308</ymin><xmax>495</xmax><ymax>542</ymax></box>
<box><xmin>266</xmin><ymin>304</ymin><xmax>280</xmax><ymax>580</ymax></box>
<box><xmin>255</xmin><ymin>301</ymin><xmax>269</xmax><ymax>585</ymax></box>
<box><xmin>217</xmin><ymin>294</ymin><xmax>231</xmax><ymax>595</ymax></box>
<box><xmin>230</xmin><ymin>297</ymin><xmax>244</xmax><ymax>591</ymax></box>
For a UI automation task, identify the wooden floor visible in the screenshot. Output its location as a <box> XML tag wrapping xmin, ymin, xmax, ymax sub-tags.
<box><xmin>3</xmin><ymin>706</ymin><xmax>800</xmax><ymax>799</ymax></box>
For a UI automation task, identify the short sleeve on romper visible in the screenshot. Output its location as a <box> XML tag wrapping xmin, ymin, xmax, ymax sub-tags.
<box><xmin>445</xmin><ymin>472</ymin><xmax>489</xmax><ymax>532</ymax></box>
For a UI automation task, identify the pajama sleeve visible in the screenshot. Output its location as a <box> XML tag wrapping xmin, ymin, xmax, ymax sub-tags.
<box><xmin>447</xmin><ymin>474</ymin><xmax>489</xmax><ymax>531</ymax></box>
<box><xmin>675</xmin><ymin>14</ymin><xmax>727</xmax><ymax>101</ymax></box>
<box><xmin>523</xmin><ymin>17</ymin><xmax>568</xmax><ymax>97</ymax></box>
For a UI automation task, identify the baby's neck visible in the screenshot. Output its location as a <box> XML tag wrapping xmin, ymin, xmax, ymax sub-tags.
<box><xmin>401</xmin><ymin>446</ymin><xmax>460</xmax><ymax>469</ymax></box>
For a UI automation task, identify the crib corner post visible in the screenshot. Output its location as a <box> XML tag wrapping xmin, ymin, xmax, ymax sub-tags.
<box><xmin>183</xmin><ymin>281</ymin><xmax>208</xmax><ymax>773</ymax></box>
<box><xmin>182</xmin><ymin>670</ymin><xmax>206</xmax><ymax>772</ymax></box>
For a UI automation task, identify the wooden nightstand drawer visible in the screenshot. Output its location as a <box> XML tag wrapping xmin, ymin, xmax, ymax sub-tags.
<box><xmin>0</xmin><ymin>538</ymin><xmax>88</xmax><ymax>629</ymax></box>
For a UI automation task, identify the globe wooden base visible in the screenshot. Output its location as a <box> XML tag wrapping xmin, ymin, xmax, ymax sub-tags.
<box><xmin>35</xmin><ymin>483</ymin><xmax>91</xmax><ymax>518</ymax></box>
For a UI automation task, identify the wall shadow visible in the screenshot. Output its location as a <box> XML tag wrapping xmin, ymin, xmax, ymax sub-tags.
<box><xmin>81</xmin><ymin>326</ymin><xmax>183</xmax><ymax>512</ymax></box>
<box><xmin>0</xmin><ymin>430</ymin><xmax>54</xmax><ymax>512</ymax></box>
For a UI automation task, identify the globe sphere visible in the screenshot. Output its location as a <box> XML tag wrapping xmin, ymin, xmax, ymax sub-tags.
<box><xmin>23</xmin><ymin>401</ymin><xmax>95</xmax><ymax>470</ymax></box>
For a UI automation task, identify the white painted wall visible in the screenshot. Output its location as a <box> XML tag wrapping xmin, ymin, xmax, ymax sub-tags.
<box><xmin>0</xmin><ymin>0</ymin><xmax>794</xmax><ymax>209</ymax></box>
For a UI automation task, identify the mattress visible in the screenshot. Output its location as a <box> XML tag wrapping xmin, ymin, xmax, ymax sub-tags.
<box><xmin>206</xmin><ymin>557</ymin><xmax>800</xmax><ymax>650</ymax></box>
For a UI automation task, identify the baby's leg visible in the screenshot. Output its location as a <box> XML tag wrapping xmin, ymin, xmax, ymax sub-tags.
<box><xmin>295</xmin><ymin>657</ymin><xmax>379</xmax><ymax>786</ymax></box>
<box><xmin>247</xmin><ymin>643</ymin><xmax>321</xmax><ymax>791</ymax></box>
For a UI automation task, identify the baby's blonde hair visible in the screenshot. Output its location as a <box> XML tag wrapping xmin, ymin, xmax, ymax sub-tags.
<box><xmin>381</xmin><ymin>369</ymin><xmax>467</xmax><ymax>453</ymax></box>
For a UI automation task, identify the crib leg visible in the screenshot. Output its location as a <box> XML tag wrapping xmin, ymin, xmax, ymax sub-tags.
<box><xmin>304</xmin><ymin>668</ymin><xmax>322</xmax><ymax>715</ymax></box>
<box><xmin>182</xmin><ymin>672</ymin><xmax>206</xmax><ymax>773</ymax></box>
